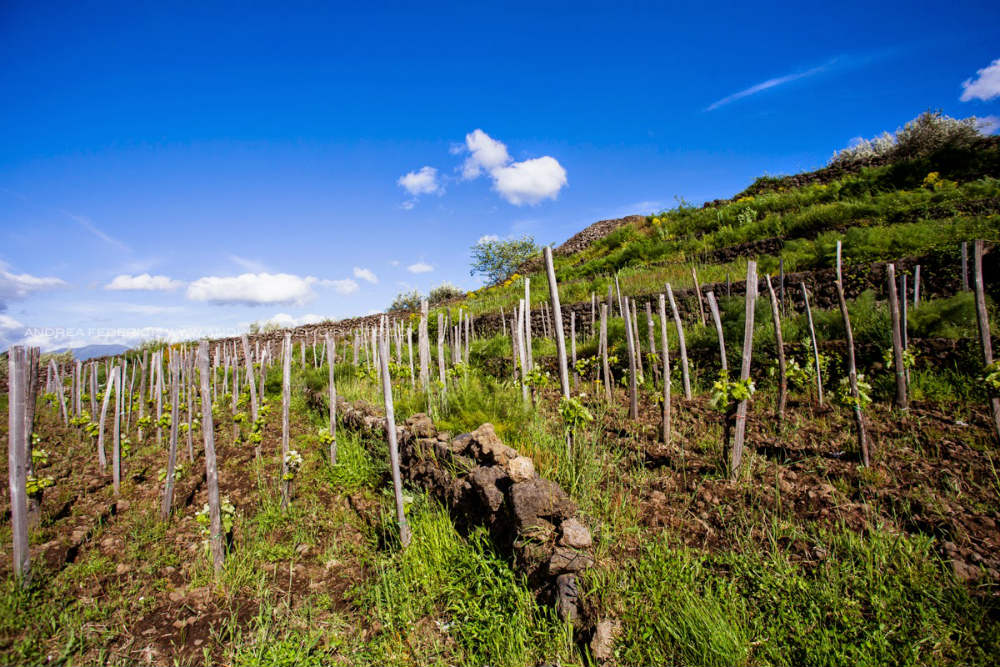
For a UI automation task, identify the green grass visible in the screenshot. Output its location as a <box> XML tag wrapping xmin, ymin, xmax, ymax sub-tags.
<box><xmin>593</xmin><ymin>526</ymin><xmax>1000</xmax><ymax>666</ymax></box>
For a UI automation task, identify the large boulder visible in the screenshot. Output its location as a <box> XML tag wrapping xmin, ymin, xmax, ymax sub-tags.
<box><xmin>469</xmin><ymin>466</ymin><xmax>508</xmax><ymax>513</ymax></box>
<box><xmin>510</xmin><ymin>478</ymin><xmax>575</xmax><ymax>530</ymax></box>
<box><xmin>467</xmin><ymin>423</ymin><xmax>519</xmax><ymax>465</ymax></box>
<box><xmin>405</xmin><ymin>413</ymin><xmax>436</xmax><ymax>438</ymax></box>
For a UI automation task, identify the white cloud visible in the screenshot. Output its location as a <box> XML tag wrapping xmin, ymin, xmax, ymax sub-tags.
<box><xmin>961</xmin><ymin>58</ymin><xmax>1000</xmax><ymax>102</ymax></box>
<box><xmin>353</xmin><ymin>267</ymin><xmax>378</xmax><ymax>284</ymax></box>
<box><xmin>0</xmin><ymin>264</ymin><xmax>68</xmax><ymax>310</ymax></box>
<box><xmin>458</xmin><ymin>129</ymin><xmax>568</xmax><ymax>206</ymax></box>
<box><xmin>477</xmin><ymin>234</ymin><xmax>499</xmax><ymax>244</ymax></box>
<box><xmin>462</xmin><ymin>129</ymin><xmax>511</xmax><ymax>179</ymax></box>
<box><xmin>400</xmin><ymin>200</ymin><xmax>416</xmax><ymax>210</ymax></box>
<box><xmin>186</xmin><ymin>272</ymin><xmax>317</xmax><ymax>306</ymax></box>
<box><xmin>706</xmin><ymin>60</ymin><xmax>834</xmax><ymax>111</ymax></box>
<box><xmin>977</xmin><ymin>115</ymin><xmax>1000</xmax><ymax>135</ymax></box>
<box><xmin>491</xmin><ymin>156</ymin><xmax>568</xmax><ymax>205</ymax></box>
<box><xmin>105</xmin><ymin>273</ymin><xmax>183</xmax><ymax>291</ymax></box>
<box><xmin>320</xmin><ymin>278</ymin><xmax>360</xmax><ymax>294</ymax></box>
<box><xmin>407</xmin><ymin>261</ymin><xmax>434</xmax><ymax>274</ymax></box>
<box><xmin>397</xmin><ymin>166</ymin><xmax>442</xmax><ymax>196</ymax></box>
<box><xmin>0</xmin><ymin>314</ymin><xmax>23</xmax><ymax>329</ymax></box>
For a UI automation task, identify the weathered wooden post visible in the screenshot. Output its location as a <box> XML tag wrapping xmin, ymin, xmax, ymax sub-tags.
<box><xmin>691</xmin><ymin>267</ymin><xmax>707</xmax><ymax>326</ymax></box>
<box><xmin>379</xmin><ymin>320</ymin><xmax>411</xmax><ymax>548</ymax></box>
<box><xmin>886</xmin><ymin>264</ymin><xmax>908</xmax><ymax>410</ymax></box>
<box><xmin>325</xmin><ymin>333</ymin><xmax>337</xmax><ymax>465</ymax></box>
<box><xmin>570</xmin><ymin>311</ymin><xmax>578</xmax><ymax>392</ymax></box>
<box><xmin>544</xmin><ymin>246</ymin><xmax>571</xmax><ymax>399</ymax></box>
<box><xmin>666</xmin><ymin>283</ymin><xmax>692</xmax><ymax>399</ymax></box>
<box><xmin>658</xmin><ymin>295</ymin><xmax>671</xmax><ymax>446</ymax></box>
<box><xmin>161</xmin><ymin>359</ymin><xmax>180</xmax><ymax>520</ymax></box>
<box><xmin>197</xmin><ymin>341</ymin><xmax>225</xmax><ymax>574</ymax></box>
<box><xmin>624</xmin><ymin>297</ymin><xmax>639</xmax><ymax>419</ymax></box>
<box><xmin>515</xmin><ymin>302</ymin><xmax>529</xmax><ymax>403</ymax></box>
<box><xmin>241</xmin><ymin>335</ymin><xmax>259</xmax><ymax>424</ymax></box>
<box><xmin>113</xmin><ymin>365</ymin><xmax>123</xmax><ymax>496</ymax></box>
<box><xmin>779</xmin><ymin>258</ymin><xmax>786</xmax><ymax>316</ymax></box>
<box><xmin>801</xmin><ymin>282</ymin><xmax>823</xmax><ymax>405</ymax></box>
<box><xmin>407</xmin><ymin>323</ymin><xmax>415</xmax><ymax>388</ymax></box>
<box><xmin>706</xmin><ymin>291</ymin><xmax>727</xmax><ymax>373</ymax></box>
<box><xmin>437</xmin><ymin>312</ymin><xmax>447</xmax><ymax>393</ymax></box>
<box><xmin>962</xmin><ymin>242</ymin><xmax>970</xmax><ymax>292</ymax></box>
<box><xmin>96</xmin><ymin>368</ymin><xmax>116</xmax><ymax>469</ymax></box>
<box><xmin>645</xmin><ymin>301</ymin><xmax>659</xmax><ymax>383</ymax></box>
<box><xmin>281</xmin><ymin>333</ymin><xmax>291</xmax><ymax>508</ymax></box>
<box><xmin>764</xmin><ymin>276</ymin><xmax>787</xmax><ymax>423</ymax></box>
<box><xmin>600</xmin><ymin>304</ymin><xmax>613</xmax><ymax>402</ymax></box>
<box><xmin>418</xmin><ymin>300</ymin><xmax>430</xmax><ymax>393</ymax></box>
<box><xmin>8</xmin><ymin>347</ymin><xmax>30</xmax><ymax>584</ymax></box>
<box><xmin>973</xmin><ymin>240</ymin><xmax>1000</xmax><ymax>441</ymax></box>
<box><xmin>835</xmin><ymin>241</ymin><xmax>870</xmax><ymax>465</ymax></box>
<box><xmin>913</xmin><ymin>264</ymin><xmax>921</xmax><ymax>307</ymax></box>
<box><xmin>730</xmin><ymin>261</ymin><xmax>758</xmax><ymax>479</ymax></box>
<box><xmin>524</xmin><ymin>277</ymin><xmax>534</xmax><ymax>371</ymax></box>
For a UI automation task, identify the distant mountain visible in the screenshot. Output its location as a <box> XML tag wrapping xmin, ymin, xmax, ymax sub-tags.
<box><xmin>50</xmin><ymin>344</ymin><xmax>130</xmax><ymax>361</ymax></box>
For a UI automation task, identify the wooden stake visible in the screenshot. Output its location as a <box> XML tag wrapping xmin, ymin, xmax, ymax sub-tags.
<box><xmin>197</xmin><ymin>342</ymin><xmax>224</xmax><ymax>574</ymax></box>
<box><xmin>7</xmin><ymin>347</ymin><xmax>30</xmax><ymax>584</ymax></box>
<box><xmin>624</xmin><ymin>297</ymin><xmax>639</xmax><ymax>419</ymax></box>
<box><xmin>326</xmin><ymin>333</ymin><xmax>337</xmax><ymax>465</ymax></box>
<box><xmin>658</xmin><ymin>295</ymin><xmax>671</xmax><ymax>446</ymax></box>
<box><xmin>691</xmin><ymin>267</ymin><xmax>706</xmax><ymax>326</ymax></box>
<box><xmin>764</xmin><ymin>276</ymin><xmax>787</xmax><ymax>423</ymax></box>
<box><xmin>544</xmin><ymin>246</ymin><xmax>571</xmax><ymax>399</ymax></box>
<box><xmin>666</xmin><ymin>283</ymin><xmax>692</xmax><ymax>399</ymax></box>
<box><xmin>962</xmin><ymin>241</ymin><xmax>970</xmax><ymax>291</ymax></box>
<box><xmin>730</xmin><ymin>261</ymin><xmax>757</xmax><ymax>479</ymax></box>
<box><xmin>161</xmin><ymin>359</ymin><xmax>180</xmax><ymax>520</ymax></box>
<box><xmin>524</xmin><ymin>277</ymin><xmax>534</xmax><ymax>371</ymax></box>
<box><xmin>281</xmin><ymin>333</ymin><xmax>291</xmax><ymax>508</ymax></box>
<box><xmin>379</xmin><ymin>320</ymin><xmax>411</xmax><ymax>548</ymax></box>
<box><xmin>887</xmin><ymin>265</ymin><xmax>908</xmax><ymax>410</ymax></box>
<box><xmin>600</xmin><ymin>304</ymin><xmax>612</xmax><ymax>402</ymax></box>
<box><xmin>706</xmin><ymin>291</ymin><xmax>727</xmax><ymax>373</ymax></box>
<box><xmin>835</xmin><ymin>242</ymin><xmax>870</xmax><ymax>465</ymax></box>
<box><xmin>973</xmin><ymin>240</ymin><xmax>1000</xmax><ymax>441</ymax></box>
<box><xmin>801</xmin><ymin>282</ymin><xmax>824</xmax><ymax>406</ymax></box>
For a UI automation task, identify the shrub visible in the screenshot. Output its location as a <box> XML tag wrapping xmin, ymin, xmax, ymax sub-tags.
<box><xmin>429</xmin><ymin>281</ymin><xmax>464</xmax><ymax>305</ymax></box>
<box><xmin>389</xmin><ymin>289</ymin><xmax>422</xmax><ymax>312</ymax></box>
<box><xmin>830</xmin><ymin>111</ymin><xmax>985</xmax><ymax>167</ymax></box>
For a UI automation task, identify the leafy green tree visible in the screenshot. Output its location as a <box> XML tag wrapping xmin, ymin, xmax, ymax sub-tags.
<box><xmin>469</xmin><ymin>235</ymin><xmax>539</xmax><ymax>284</ymax></box>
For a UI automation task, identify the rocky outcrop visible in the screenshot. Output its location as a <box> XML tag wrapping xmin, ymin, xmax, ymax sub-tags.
<box><xmin>335</xmin><ymin>398</ymin><xmax>595</xmax><ymax>623</ymax></box>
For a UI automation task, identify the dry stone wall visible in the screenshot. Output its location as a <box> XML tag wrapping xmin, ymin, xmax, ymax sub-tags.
<box><xmin>336</xmin><ymin>396</ymin><xmax>595</xmax><ymax>623</ymax></box>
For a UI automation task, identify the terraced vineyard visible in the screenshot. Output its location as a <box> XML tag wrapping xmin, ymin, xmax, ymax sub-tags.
<box><xmin>3</xmin><ymin>121</ymin><xmax>1000</xmax><ymax>665</ymax></box>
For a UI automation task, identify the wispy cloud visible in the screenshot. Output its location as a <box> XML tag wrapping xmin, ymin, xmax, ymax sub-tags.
<box><xmin>61</xmin><ymin>210</ymin><xmax>131</xmax><ymax>252</ymax></box>
<box><xmin>229</xmin><ymin>254</ymin><xmax>268</xmax><ymax>273</ymax></box>
<box><xmin>706</xmin><ymin>59</ymin><xmax>838</xmax><ymax>111</ymax></box>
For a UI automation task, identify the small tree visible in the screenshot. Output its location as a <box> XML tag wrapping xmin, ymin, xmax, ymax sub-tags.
<box><xmin>470</xmin><ymin>235</ymin><xmax>539</xmax><ymax>284</ymax></box>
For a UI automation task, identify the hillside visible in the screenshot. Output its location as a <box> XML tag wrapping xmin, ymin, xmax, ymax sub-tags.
<box><xmin>3</xmin><ymin>118</ymin><xmax>1000</xmax><ymax>665</ymax></box>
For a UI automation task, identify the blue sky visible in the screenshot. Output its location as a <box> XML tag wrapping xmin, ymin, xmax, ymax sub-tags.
<box><xmin>1</xmin><ymin>0</ymin><xmax>998</xmax><ymax>351</ymax></box>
